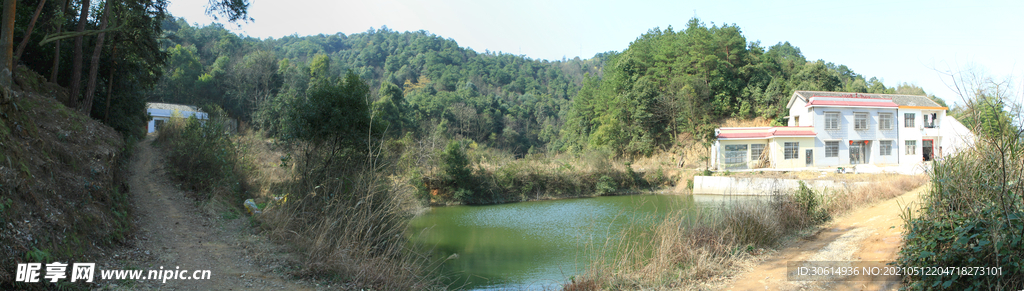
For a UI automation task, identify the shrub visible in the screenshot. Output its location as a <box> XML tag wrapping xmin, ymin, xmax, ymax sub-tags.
<box><xmin>595</xmin><ymin>175</ymin><xmax>617</xmax><ymax>195</ymax></box>
<box><xmin>155</xmin><ymin>107</ymin><xmax>239</xmax><ymax>199</ymax></box>
<box><xmin>793</xmin><ymin>181</ymin><xmax>830</xmax><ymax>224</ymax></box>
<box><xmin>897</xmin><ymin>143</ymin><xmax>1024</xmax><ymax>290</ymax></box>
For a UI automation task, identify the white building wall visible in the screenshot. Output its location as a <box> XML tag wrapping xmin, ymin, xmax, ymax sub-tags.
<box><xmin>810</xmin><ymin>107</ymin><xmax>898</xmax><ymax>167</ymax></box>
<box><xmin>147</xmin><ymin>108</ymin><xmax>208</xmax><ymax>133</ymax></box>
<box><xmin>788</xmin><ymin>98</ymin><xmax>813</xmax><ymax>127</ymax></box>
<box><xmin>938</xmin><ymin>116</ymin><xmax>974</xmax><ymax>157</ymax></box>
<box><xmin>898</xmin><ymin>109</ymin><xmax>924</xmax><ymax>165</ymax></box>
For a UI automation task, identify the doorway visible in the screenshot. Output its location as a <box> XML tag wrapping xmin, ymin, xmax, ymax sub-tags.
<box><xmin>923</xmin><ymin>139</ymin><xmax>934</xmax><ymax>161</ymax></box>
<box><xmin>805</xmin><ymin>149</ymin><xmax>813</xmax><ymax>167</ymax></box>
<box><xmin>849</xmin><ymin>140</ymin><xmax>870</xmax><ymax>164</ymax></box>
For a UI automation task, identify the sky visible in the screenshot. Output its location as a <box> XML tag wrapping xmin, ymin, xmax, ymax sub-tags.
<box><xmin>167</xmin><ymin>0</ymin><xmax>1024</xmax><ymax>104</ymax></box>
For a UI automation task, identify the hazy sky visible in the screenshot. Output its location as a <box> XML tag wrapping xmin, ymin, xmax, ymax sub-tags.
<box><xmin>167</xmin><ymin>0</ymin><xmax>1024</xmax><ymax>104</ymax></box>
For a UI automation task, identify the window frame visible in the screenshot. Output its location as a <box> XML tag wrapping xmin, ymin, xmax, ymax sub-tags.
<box><xmin>825</xmin><ymin>112</ymin><xmax>840</xmax><ymax>130</ymax></box>
<box><xmin>723</xmin><ymin>144</ymin><xmax>748</xmax><ymax>165</ymax></box>
<box><xmin>854</xmin><ymin>112</ymin><xmax>869</xmax><ymax>130</ymax></box>
<box><xmin>905</xmin><ymin>140</ymin><xmax>917</xmax><ymax>155</ymax></box>
<box><xmin>784</xmin><ymin>142</ymin><xmax>799</xmax><ymax>160</ymax></box>
<box><xmin>880</xmin><ymin>140</ymin><xmax>893</xmax><ymax>156</ymax></box>
<box><xmin>750</xmin><ymin>144</ymin><xmax>765</xmax><ymax>162</ymax></box>
<box><xmin>905</xmin><ymin>113</ymin><xmax>916</xmax><ymax>128</ymax></box>
<box><xmin>825</xmin><ymin>141</ymin><xmax>839</xmax><ymax>158</ymax></box>
<box><xmin>879</xmin><ymin>113</ymin><xmax>893</xmax><ymax>130</ymax></box>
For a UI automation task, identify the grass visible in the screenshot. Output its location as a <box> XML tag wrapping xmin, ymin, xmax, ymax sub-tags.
<box><xmin>213</xmin><ymin>129</ymin><xmax>445</xmax><ymax>290</ymax></box>
<box><xmin>567</xmin><ymin>172</ymin><xmax>926</xmax><ymax>290</ymax></box>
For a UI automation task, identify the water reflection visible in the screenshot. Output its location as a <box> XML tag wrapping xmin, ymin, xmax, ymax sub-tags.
<box><xmin>407</xmin><ymin>194</ymin><xmax>766</xmax><ymax>290</ymax></box>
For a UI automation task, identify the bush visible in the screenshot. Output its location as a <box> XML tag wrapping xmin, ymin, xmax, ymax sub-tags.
<box><xmin>793</xmin><ymin>181</ymin><xmax>830</xmax><ymax>224</ymax></box>
<box><xmin>897</xmin><ymin>143</ymin><xmax>1024</xmax><ymax>290</ymax></box>
<box><xmin>155</xmin><ymin>108</ymin><xmax>240</xmax><ymax>199</ymax></box>
<box><xmin>595</xmin><ymin>175</ymin><xmax>617</xmax><ymax>195</ymax></box>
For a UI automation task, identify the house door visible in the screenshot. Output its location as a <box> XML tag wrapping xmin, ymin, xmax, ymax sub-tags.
<box><xmin>805</xmin><ymin>149</ymin><xmax>813</xmax><ymax>166</ymax></box>
<box><xmin>923</xmin><ymin>139</ymin><xmax>934</xmax><ymax>161</ymax></box>
<box><xmin>849</xmin><ymin>141</ymin><xmax>870</xmax><ymax>164</ymax></box>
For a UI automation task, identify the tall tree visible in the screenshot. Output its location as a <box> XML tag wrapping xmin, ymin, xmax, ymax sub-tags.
<box><xmin>50</xmin><ymin>0</ymin><xmax>69</xmax><ymax>82</ymax></box>
<box><xmin>0</xmin><ymin>0</ymin><xmax>15</xmax><ymax>92</ymax></box>
<box><xmin>69</xmin><ymin>0</ymin><xmax>92</xmax><ymax>108</ymax></box>
<box><xmin>14</xmin><ymin>0</ymin><xmax>47</xmax><ymax>61</ymax></box>
<box><xmin>206</xmin><ymin>0</ymin><xmax>252</xmax><ymax>23</ymax></box>
<box><xmin>83</xmin><ymin>0</ymin><xmax>113</xmax><ymax>113</ymax></box>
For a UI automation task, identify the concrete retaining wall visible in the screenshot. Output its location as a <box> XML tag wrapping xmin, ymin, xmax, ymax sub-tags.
<box><xmin>692</xmin><ymin>176</ymin><xmax>869</xmax><ymax>195</ymax></box>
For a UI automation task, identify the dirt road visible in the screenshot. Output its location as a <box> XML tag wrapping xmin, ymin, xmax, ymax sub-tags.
<box><xmin>724</xmin><ymin>184</ymin><xmax>928</xmax><ymax>291</ymax></box>
<box><xmin>105</xmin><ymin>135</ymin><xmax>313</xmax><ymax>290</ymax></box>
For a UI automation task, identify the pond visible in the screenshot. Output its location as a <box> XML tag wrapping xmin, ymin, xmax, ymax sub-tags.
<box><xmin>407</xmin><ymin>194</ymin><xmax>768</xmax><ymax>290</ymax></box>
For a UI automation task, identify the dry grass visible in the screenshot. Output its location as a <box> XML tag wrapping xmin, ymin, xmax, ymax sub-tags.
<box><xmin>827</xmin><ymin>174</ymin><xmax>926</xmax><ymax>216</ymax></box>
<box><xmin>223</xmin><ymin>130</ymin><xmax>443</xmax><ymax>290</ymax></box>
<box><xmin>570</xmin><ymin>172</ymin><xmax>926</xmax><ymax>290</ymax></box>
<box><xmin>261</xmin><ymin>171</ymin><xmax>442</xmax><ymax>290</ymax></box>
<box><xmin>719</xmin><ymin>117</ymin><xmax>773</xmax><ymax>128</ymax></box>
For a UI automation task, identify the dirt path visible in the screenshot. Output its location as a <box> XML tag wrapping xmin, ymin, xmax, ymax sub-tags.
<box><xmin>106</xmin><ymin>135</ymin><xmax>313</xmax><ymax>290</ymax></box>
<box><xmin>724</xmin><ymin>184</ymin><xmax>928</xmax><ymax>291</ymax></box>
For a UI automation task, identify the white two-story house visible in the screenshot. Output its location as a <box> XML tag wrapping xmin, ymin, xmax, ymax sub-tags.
<box><xmin>712</xmin><ymin>91</ymin><xmax>971</xmax><ymax>170</ymax></box>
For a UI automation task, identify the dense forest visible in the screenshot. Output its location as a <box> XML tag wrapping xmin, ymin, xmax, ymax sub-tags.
<box><xmin>146</xmin><ymin>17</ymin><xmax>945</xmax><ymax>157</ymax></box>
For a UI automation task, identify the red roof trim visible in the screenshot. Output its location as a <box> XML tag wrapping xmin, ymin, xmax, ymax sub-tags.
<box><xmin>717</xmin><ymin>127</ymin><xmax>816</xmax><ymax>139</ymax></box>
<box><xmin>806</xmin><ymin>100</ymin><xmax>898</xmax><ymax>108</ymax></box>
<box><xmin>718</xmin><ymin>132</ymin><xmax>773</xmax><ymax>138</ymax></box>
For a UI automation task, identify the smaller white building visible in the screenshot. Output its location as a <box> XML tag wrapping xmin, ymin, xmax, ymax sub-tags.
<box><xmin>146</xmin><ymin>102</ymin><xmax>208</xmax><ymax>133</ymax></box>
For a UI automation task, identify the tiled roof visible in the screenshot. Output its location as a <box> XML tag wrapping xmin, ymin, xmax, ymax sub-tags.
<box><xmin>146</xmin><ymin>102</ymin><xmax>203</xmax><ymax>112</ymax></box>
<box><xmin>793</xmin><ymin>91</ymin><xmax>943</xmax><ymax>108</ymax></box>
<box><xmin>717</xmin><ymin>127</ymin><xmax>815</xmax><ymax>139</ymax></box>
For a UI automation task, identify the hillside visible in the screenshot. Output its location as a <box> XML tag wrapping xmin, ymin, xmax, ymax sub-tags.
<box><xmin>0</xmin><ymin>68</ymin><xmax>131</xmax><ymax>287</ymax></box>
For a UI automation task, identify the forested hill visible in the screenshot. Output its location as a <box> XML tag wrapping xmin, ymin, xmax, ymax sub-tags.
<box><xmin>152</xmin><ymin>17</ymin><xmax>944</xmax><ymax>156</ymax></box>
<box><xmin>154</xmin><ymin>18</ymin><xmax>607</xmax><ymax>154</ymax></box>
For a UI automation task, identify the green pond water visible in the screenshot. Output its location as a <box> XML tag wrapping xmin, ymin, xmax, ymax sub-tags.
<box><xmin>407</xmin><ymin>194</ymin><xmax>766</xmax><ymax>290</ymax></box>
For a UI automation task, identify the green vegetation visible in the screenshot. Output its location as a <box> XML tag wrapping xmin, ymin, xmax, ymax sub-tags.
<box><xmin>794</xmin><ymin>181</ymin><xmax>830</xmax><ymax>224</ymax></box>
<box><xmin>897</xmin><ymin>72</ymin><xmax>1023</xmax><ymax>290</ymax></box>
<box><xmin>155</xmin><ymin>107</ymin><xmax>244</xmax><ymax>199</ymax></box>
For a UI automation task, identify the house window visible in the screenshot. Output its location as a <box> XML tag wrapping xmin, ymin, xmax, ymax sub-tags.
<box><xmin>905</xmin><ymin>113</ymin><xmax>915</xmax><ymax>128</ymax></box>
<box><xmin>825</xmin><ymin>112</ymin><xmax>840</xmax><ymax>130</ymax></box>
<box><xmin>854</xmin><ymin>112</ymin><xmax>868</xmax><ymax>130</ymax></box>
<box><xmin>750</xmin><ymin>144</ymin><xmax>765</xmax><ymax>161</ymax></box>
<box><xmin>905</xmin><ymin>140</ymin><xmax>916</xmax><ymax>155</ymax></box>
<box><xmin>924</xmin><ymin>113</ymin><xmax>938</xmax><ymax>128</ymax></box>
<box><xmin>724</xmin><ymin>145</ymin><xmax>748</xmax><ymax>165</ymax></box>
<box><xmin>879</xmin><ymin>113</ymin><xmax>893</xmax><ymax>130</ymax></box>
<box><xmin>784</xmin><ymin>142</ymin><xmax>799</xmax><ymax>160</ymax></box>
<box><xmin>880</xmin><ymin>140</ymin><xmax>893</xmax><ymax>156</ymax></box>
<box><xmin>825</xmin><ymin>141</ymin><xmax>839</xmax><ymax>157</ymax></box>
